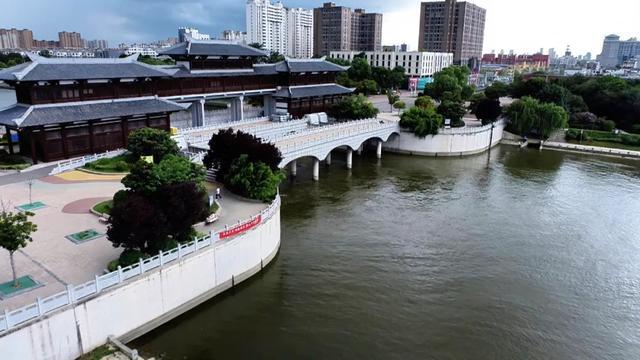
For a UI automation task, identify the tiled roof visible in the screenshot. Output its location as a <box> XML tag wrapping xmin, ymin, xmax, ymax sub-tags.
<box><xmin>0</xmin><ymin>54</ymin><xmax>171</xmax><ymax>82</ymax></box>
<box><xmin>274</xmin><ymin>84</ymin><xmax>354</xmax><ymax>99</ymax></box>
<box><xmin>160</xmin><ymin>40</ymin><xmax>267</xmax><ymax>57</ymax></box>
<box><xmin>0</xmin><ymin>97</ymin><xmax>188</xmax><ymax>128</ymax></box>
<box><xmin>274</xmin><ymin>58</ymin><xmax>349</xmax><ymax>73</ymax></box>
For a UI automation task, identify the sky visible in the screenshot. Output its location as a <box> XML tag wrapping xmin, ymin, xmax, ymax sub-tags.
<box><xmin>1</xmin><ymin>0</ymin><xmax>639</xmax><ymax>56</ymax></box>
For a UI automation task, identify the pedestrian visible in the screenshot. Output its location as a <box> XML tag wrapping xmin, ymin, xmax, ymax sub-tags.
<box><xmin>216</xmin><ymin>187</ymin><xmax>222</xmax><ymax>200</ymax></box>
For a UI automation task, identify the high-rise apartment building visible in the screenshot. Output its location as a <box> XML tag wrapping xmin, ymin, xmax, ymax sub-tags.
<box><xmin>597</xmin><ymin>34</ymin><xmax>640</xmax><ymax>68</ymax></box>
<box><xmin>313</xmin><ymin>2</ymin><xmax>382</xmax><ymax>57</ymax></box>
<box><xmin>0</xmin><ymin>28</ymin><xmax>34</xmax><ymax>49</ymax></box>
<box><xmin>246</xmin><ymin>0</ymin><xmax>314</xmax><ymax>58</ymax></box>
<box><xmin>178</xmin><ymin>27</ymin><xmax>210</xmax><ymax>42</ymax></box>
<box><xmin>221</xmin><ymin>30</ymin><xmax>248</xmax><ymax>44</ymax></box>
<box><xmin>58</xmin><ymin>31</ymin><xmax>83</xmax><ymax>48</ymax></box>
<box><xmin>418</xmin><ymin>0</ymin><xmax>486</xmax><ymax>65</ymax></box>
<box><xmin>86</xmin><ymin>39</ymin><xmax>109</xmax><ymax>49</ymax></box>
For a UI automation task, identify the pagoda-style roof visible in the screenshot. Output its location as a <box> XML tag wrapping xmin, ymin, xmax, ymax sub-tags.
<box><xmin>0</xmin><ymin>97</ymin><xmax>187</xmax><ymax>128</ymax></box>
<box><xmin>274</xmin><ymin>84</ymin><xmax>354</xmax><ymax>99</ymax></box>
<box><xmin>274</xmin><ymin>58</ymin><xmax>349</xmax><ymax>73</ymax></box>
<box><xmin>0</xmin><ymin>54</ymin><xmax>172</xmax><ymax>82</ymax></box>
<box><xmin>160</xmin><ymin>39</ymin><xmax>267</xmax><ymax>58</ymax></box>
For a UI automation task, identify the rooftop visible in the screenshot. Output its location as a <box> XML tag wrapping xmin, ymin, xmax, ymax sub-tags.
<box><xmin>0</xmin><ymin>97</ymin><xmax>188</xmax><ymax>128</ymax></box>
<box><xmin>160</xmin><ymin>39</ymin><xmax>267</xmax><ymax>58</ymax></box>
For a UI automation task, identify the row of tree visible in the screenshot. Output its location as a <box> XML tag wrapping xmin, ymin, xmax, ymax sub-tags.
<box><xmin>328</xmin><ymin>56</ymin><xmax>406</xmax><ymax>95</ymax></box>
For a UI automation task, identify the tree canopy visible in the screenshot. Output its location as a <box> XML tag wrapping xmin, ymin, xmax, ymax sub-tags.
<box><xmin>328</xmin><ymin>94</ymin><xmax>379</xmax><ymax>121</ymax></box>
<box><xmin>400</xmin><ymin>107</ymin><xmax>443</xmax><ymax>137</ymax></box>
<box><xmin>127</xmin><ymin>128</ymin><xmax>179</xmax><ymax>163</ymax></box>
<box><xmin>0</xmin><ymin>207</ymin><xmax>37</xmax><ymax>286</ymax></box>
<box><xmin>504</xmin><ymin>96</ymin><xmax>568</xmax><ymax>139</ymax></box>
<box><xmin>475</xmin><ymin>98</ymin><xmax>503</xmax><ymax>125</ymax></box>
<box><xmin>203</xmin><ymin>129</ymin><xmax>282</xmax><ymax>177</ymax></box>
<box><xmin>424</xmin><ymin>66</ymin><xmax>474</xmax><ymax>102</ymax></box>
<box><xmin>225</xmin><ymin>155</ymin><xmax>284</xmax><ymax>202</ymax></box>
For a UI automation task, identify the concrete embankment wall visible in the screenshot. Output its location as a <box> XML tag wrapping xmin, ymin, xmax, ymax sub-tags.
<box><xmin>0</xmin><ymin>206</ymin><xmax>281</xmax><ymax>360</ymax></box>
<box><xmin>383</xmin><ymin>121</ymin><xmax>505</xmax><ymax>157</ymax></box>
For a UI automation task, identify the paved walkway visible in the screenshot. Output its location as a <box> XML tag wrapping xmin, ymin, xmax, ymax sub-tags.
<box><xmin>0</xmin><ymin>174</ymin><xmax>267</xmax><ymax>312</ymax></box>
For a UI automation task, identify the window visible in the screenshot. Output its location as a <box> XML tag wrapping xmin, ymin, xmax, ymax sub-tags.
<box><xmin>82</xmin><ymin>88</ymin><xmax>94</xmax><ymax>95</ymax></box>
<box><xmin>61</xmin><ymin>89</ymin><xmax>80</xmax><ymax>99</ymax></box>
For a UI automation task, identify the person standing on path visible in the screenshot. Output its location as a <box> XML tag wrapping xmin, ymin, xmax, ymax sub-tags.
<box><xmin>216</xmin><ymin>187</ymin><xmax>222</xmax><ymax>200</ymax></box>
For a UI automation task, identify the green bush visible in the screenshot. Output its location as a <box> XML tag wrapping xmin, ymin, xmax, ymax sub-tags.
<box><xmin>602</xmin><ymin>120</ymin><xmax>616</xmax><ymax>132</ymax></box>
<box><xmin>119</xmin><ymin>249</ymin><xmax>147</xmax><ymax>267</ymax></box>
<box><xmin>84</xmin><ymin>155</ymin><xmax>131</xmax><ymax>173</ymax></box>
<box><xmin>400</xmin><ymin>107</ymin><xmax>443</xmax><ymax>137</ymax></box>
<box><xmin>127</xmin><ymin>128</ymin><xmax>179</xmax><ymax>163</ymax></box>
<box><xmin>0</xmin><ymin>150</ymin><xmax>28</xmax><ymax>165</ymax></box>
<box><xmin>225</xmin><ymin>155</ymin><xmax>284</xmax><ymax>202</ymax></box>
<box><xmin>631</xmin><ymin>124</ymin><xmax>640</xmax><ymax>134</ymax></box>
<box><xmin>621</xmin><ymin>134</ymin><xmax>640</xmax><ymax>147</ymax></box>
<box><xmin>565</xmin><ymin>129</ymin><xmax>589</xmax><ymax>142</ymax></box>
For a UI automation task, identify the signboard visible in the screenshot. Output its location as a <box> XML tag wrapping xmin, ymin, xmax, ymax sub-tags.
<box><xmin>218</xmin><ymin>215</ymin><xmax>262</xmax><ymax>240</ymax></box>
<box><xmin>142</xmin><ymin>155</ymin><xmax>154</xmax><ymax>164</ymax></box>
<box><xmin>409</xmin><ymin>78</ymin><xmax>418</xmax><ymax>92</ymax></box>
<box><xmin>417</xmin><ymin>77</ymin><xmax>433</xmax><ymax>91</ymax></box>
<box><xmin>444</xmin><ymin>119</ymin><xmax>451</xmax><ymax>129</ymax></box>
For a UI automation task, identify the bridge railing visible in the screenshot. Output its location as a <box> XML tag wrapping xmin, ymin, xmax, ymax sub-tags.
<box><xmin>49</xmin><ymin>149</ymin><xmax>126</xmax><ymax>175</ymax></box>
<box><xmin>276</xmin><ymin>120</ymin><xmax>398</xmax><ymax>156</ymax></box>
<box><xmin>0</xmin><ymin>196</ymin><xmax>281</xmax><ymax>334</ymax></box>
<box><xmin>179</xmin><ymin>116</ymin><xmax>270</xmax><ymax>135</ymax></box>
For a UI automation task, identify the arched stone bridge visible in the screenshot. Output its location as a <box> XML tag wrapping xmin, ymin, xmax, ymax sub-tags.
<box><xmin>183</xmin><ymin>117</ymin><xmax>400</xmax><ymax>180</ymax></box>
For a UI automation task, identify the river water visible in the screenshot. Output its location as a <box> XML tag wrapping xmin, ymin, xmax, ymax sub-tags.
<box><xmin>131</xmin><ymin>146</ymin><xmax>640</xmax><ymax>359</ymax></box>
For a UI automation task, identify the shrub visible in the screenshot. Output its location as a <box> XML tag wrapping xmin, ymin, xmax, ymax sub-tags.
<box><xmin>225</xmin><ymin>155</ymin><xmax>284</xmax><ymax>202</ymax></box>
<box><xmin>119</xmin><ymin>249</ymin><xmax>147</xmax><ymax>268</ymax></box>
<box><xmin>621</xmin><ymin>134</ymin><xmax>640</xmax><ymax>147</ymax></box>
<box><xmin>400</xmin><ymin>107</ymin><xmax>443</xmax><ymax>137</ymax></box>
<box><xmin>328</xmin><ymin>94</ymin><xmax>379</xmax><ymax>121</ymax></box>
<box><xmin>630</xmin><ymin>124</ymin><xmax>640</xmax><ymax>134</ymax></box>
<box><xmin>127</xmin><ymin>128</ymin><xmax>179</xmax><ymax>163</ymax></box>
<box><xmin>602</xmin><ymin>120</ymin><xmax>616</xmax><ymax>132</ymax></box>
<box><xmin>414</xmin><ymin>96</ymin><xmax>435</xmax><ymax>110</ymax></box>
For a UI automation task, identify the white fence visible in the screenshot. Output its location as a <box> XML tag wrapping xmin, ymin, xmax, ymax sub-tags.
<box><xmin>170</xmin><ymin>107</ymin><xmax>264</xmax><ymax>129</ymax></box>
<box><xmin>0</xmin><ymin>196</ymin><xmax>281</xmax><ymax>333</ymax></box>
<box><xmin>438</xmin><ymin>119</ymin><xmax>506</xmax><ymax>135</ymax></box>
<box><xmin>49</xmin><ymin>149</ymin><xmax>126</xmax><ymax>175</ymax></box>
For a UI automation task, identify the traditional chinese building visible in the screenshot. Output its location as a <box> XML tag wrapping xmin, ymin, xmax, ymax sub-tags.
<box><xmin>0</xmin><ymin>39</ymin><xmax>353</xmax><ymax>163</ymax></box>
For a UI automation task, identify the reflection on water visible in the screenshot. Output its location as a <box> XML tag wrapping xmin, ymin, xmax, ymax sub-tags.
<box><xmin>132</xmin><ymin>146</ymin><xmax>640</xmax><ymax>360</ymax></box>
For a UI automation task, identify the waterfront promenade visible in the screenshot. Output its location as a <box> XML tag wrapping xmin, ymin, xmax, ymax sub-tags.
<box><xmin>0</xmin><ymin>170</ymin><xmax>266</xmax><ymax>313</ymax></box>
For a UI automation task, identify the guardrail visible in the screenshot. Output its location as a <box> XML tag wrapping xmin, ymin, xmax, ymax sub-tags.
<box><xmin>179</xmin><ymin>116</ymin><xmax>270</xmax><ymax>135</ymax></box>
<box><xmin>49</xmin><ymin>149</ymin><xmax>126</xmax><ymax>175</ymax></box>
<box><xmin>543</xmin><ymin>141</ymin><xmax>640</xmax><ymax>159</ymax></box>
<box><xmin>438</xmin><ymin>119</ymin><xmax>506</xmax><ymax>135</ymax></box>
<box><xmin>0</xmin><ymin>196</ymin><xmax>281</xmax><ymax>333</ymax></box>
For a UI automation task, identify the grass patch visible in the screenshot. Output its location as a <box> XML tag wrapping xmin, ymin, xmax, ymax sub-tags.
<box><xmin>84</xmin><ymin>155</ymin><xmax>131</xmax><ymax>173</ymax></box>
<box><xmin>566</xmin><ymin>129</ymin><xmax>640</xmax><ymax>151</ymax></box>
<box><xmin>93</xmin><ymin>200</ymin><xmax>113</xmax><ymax>215</ymax></box>
<box><xmin>77</xmin><ymin>344</ymin><xmax>117</xmax><ymax>360</ymax></box>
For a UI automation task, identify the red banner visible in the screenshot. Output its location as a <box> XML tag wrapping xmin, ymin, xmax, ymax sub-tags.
<box><xmin>218</xmin><ymin>215</ymin><xmax>262</xmax><ymax>240</ymax></box>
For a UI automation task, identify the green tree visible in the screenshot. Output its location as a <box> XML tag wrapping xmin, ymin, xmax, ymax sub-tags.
<box><xmin>469</xmin><ymin>92</ymin><xmax>487</xmax><ymax>113</ymax></box>
<box><xmin>414</xmin><ymin>95</ymin><xmax>435</xmax><ymax>110</ymax></box>
<box><xmin>127</xmin><ymin>128</ymin><xmax>179</xmax><ymax>163</ymax></box>
<box><xmin>0</xmin><ymin>208</ymin><xmax>37</xmax><ymax>287</ymax></box>
<box><xmin>484</xmin><ymin>82</ymin><xmax>510</xmax><ymax>99</ymax></box>
<box><xmin>475</xmin><ymin>98</ymin><xmax>502</xmax><ymax>125</ymax></box>
<box><xmin>326</xmin><ymin>57</ymin><xmax>351</xmax><ymax>66</ymax></box>
<box><xmin>122</xmin><ymin>155</ymin><xmax>205</xmax><ymax>194</ymax></box>
<box><xmin>356</xmin><ymin>79</ymin><xmax>378</xmax><ymax>95</ymax></box>
<box><xmin>347</xmin><ymin>57</ymin><xmax>372</xmax><ymax>82</ymax></box>
<box><xmin>225</xmin><ymin>155</ymin><xmax>285</xmax><ymax>202</ymax></box>
<box><xmin>400</xmin><ymin>107</ymin><xmax>443</xmax><ymax>137</ymax></box>
<box><xmin>505</xmin><ymin>96</ymin><xmax>568</xmax><ymax>139</ymax></box>
<box><xmin>393</xmin><ymin>101</ymin><xmax>406</xmax><ymax>114</ymax></box>
<box><xmin>387</xmin><ymin>90</ymin><xmax>400</xmax><ymax>112</ymax></box>
<box><xmin>329</xmin><ymin>94</ymin><xmax>379</xmax><ymax>121</ymax></box>
<box><xmin>424</xmin><ymin>66</ymin><xmax>473</xmax><ymax>101</ymax></box>
<box><xmin>438</xmin><ymin>100</ymin><xmax>467</xmax><ymax>125</ymax></box>
<box><xmin>203</xmin><ymin>129</ymin><xmax>282</xmax><ymax>178</ymax></box>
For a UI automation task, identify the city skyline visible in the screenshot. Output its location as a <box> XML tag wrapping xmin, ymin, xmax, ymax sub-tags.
<box><xmin>0</xmin><ymin>0</ymin><xmax>638</xmax><ymax>55</ymax></box>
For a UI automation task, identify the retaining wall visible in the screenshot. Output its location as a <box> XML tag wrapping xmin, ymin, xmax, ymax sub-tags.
<box><xmin>383</xmin><ymin>121</ymin><xmax>505</xmax><ymax>157</ymax></box>
<box><xmin>0</xmin><ymin>202</ymin><xmax>281</xmax><ymax>360</ymax></box>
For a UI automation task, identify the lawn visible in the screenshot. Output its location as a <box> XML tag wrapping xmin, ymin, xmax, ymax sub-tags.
<box><xmin>566</xmin><ymin>129</ymin><xmax>640</xmax><ymax>151</ymax></box>
<box><xmin>83</xmin><ymin>155</ymin><xmax>131</xmax><ymax>173</ymax></box>
<box><xmin>93</xmin><ymin>200</ymin><xmax>113</xmax><ymax>215</ymax></box>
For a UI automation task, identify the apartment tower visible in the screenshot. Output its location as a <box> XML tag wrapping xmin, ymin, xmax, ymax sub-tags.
<box><xmin>246</xmin><ymin>0</ymin><xmax>313</xmax><ymax>58</ymax></box>
<box><xmin>313</xmin><ymin>2</ymin><xmax>382</xmax><ymax>57</ymax></box>
<box><xmin>418</xmin><ymin>0</ymin><xmax>486</xmax><ymax>65</ymax></box>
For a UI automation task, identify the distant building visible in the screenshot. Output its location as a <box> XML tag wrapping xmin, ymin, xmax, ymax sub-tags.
<box><xmin>86</xmin><ymin>39</ymin><xmax>109</xmax><ymax>49</ymax></box>
<box><xmin>313</xmin><ymin>2</ymin><xmax>382</xmax><ymax>57</ymax></box>
<box><xmin>597</xmin><ymin>34</ymin><xmax>640</xmax><ymax>68</ymax></box>
<box><xmin>0</xmin><ymin>28</ymin><xmax>34</xmax><ymax>49</ymax></box>
<box><xmin>383</xmin><ymin>44</ymin><xmax>408</xmax><ymax>52</ymax></box>
<box><xmin>221</xmin><ymin>30</ymin><xmax>248</xmax><ymax>44</ymax></box>
<box><xmin>418</xmin><ymin>0</ymin><xmax>486</xmax><ymax>65</ymax></box>
<box><xmin>246</xmin><ymin>0</ymin><xmax>314</xmax><ymax>58</ymax></box>
<box><xmin>124</xmin><ymin>46</ymin><xmax>158</xmax><ymax>57</ymax></box>
<box><xmin>32</xmin><ymin>39</ymin><xmax>59</xmax><ymax>49</ymax></box>
<box><xmin>331</xmin><ymin>50</ymin><xmax>453</xmax><ymax>77</ymax></box>
<box><xmin>178</xmin><ymin>27</ymin><xmax>210</xmax><ymax>42</ymax></box>
<box><xmin>548</xmin><ymin>48</ymin><xmax>556</xmax><ymax>60</ymax></box>
<box><xmin>58</xmin><ymin>31</ymin><xmax>83</xmax><ymax>48</ymax></box>
<box><xmin>481</xmin><ymin>53</ymin><xmax>549</xmax><ymax>70</ymax></box>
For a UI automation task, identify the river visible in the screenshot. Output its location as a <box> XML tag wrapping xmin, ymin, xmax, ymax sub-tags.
<box><xmin>131</xmin><ymin>147</ymin><xmax>639</xmax><ymax>359</ymax></box>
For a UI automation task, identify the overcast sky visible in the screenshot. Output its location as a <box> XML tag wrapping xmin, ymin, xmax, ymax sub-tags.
<box><xmin>1</xmin><ymin>0</ymin><xmax>638</xmax><ymax>56</ymax></box>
